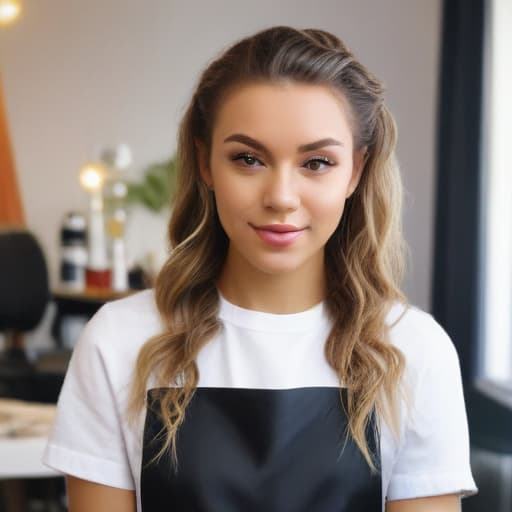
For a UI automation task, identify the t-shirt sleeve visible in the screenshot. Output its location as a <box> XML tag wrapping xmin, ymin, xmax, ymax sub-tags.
<box><xmin>386</xmin><ymin>316</ymin><xmax>478</xmax><ymax>501</ymax></box>
<box><xmin>42</xmin><ymin>304</ymin><xmax>135</xmax><ymax>489</ymax></box>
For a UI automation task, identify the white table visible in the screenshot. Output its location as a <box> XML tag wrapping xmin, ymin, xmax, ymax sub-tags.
<box><xmin>0</xmin><ymin>436</ymin><xmax>60</xmax><ymax>512</ymax></box>
<box><xmin>0</xmin><ymin>436</ymin><xmax>57</xmax><ymax>479</ymax></box>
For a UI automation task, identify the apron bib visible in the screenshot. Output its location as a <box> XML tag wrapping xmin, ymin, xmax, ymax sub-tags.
<box><xmin>141</xmin><ymin>387</ymin><xmax>381</xmax><ymax>511</ymax></box>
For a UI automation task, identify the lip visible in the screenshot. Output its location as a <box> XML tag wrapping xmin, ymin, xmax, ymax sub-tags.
<box><xmin>251</xmin><ymin>224</ymin><xmax>306</xmax><ymax>247</ymax></box>
<box><xmin>253</xmin><ymin>224</ymin><xmax>304</xmax><ymax>233</ymax></box>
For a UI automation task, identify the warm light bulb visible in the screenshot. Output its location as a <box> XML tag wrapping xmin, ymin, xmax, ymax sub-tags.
<box><xmin>0</xmin><ymin>0</ymin><xmax>21</xmax><ymax>25</ymax></box>
<box><xmin>79</xmin><ymin>163</ymin><xmax>105</xmax><ymax>192</ymax></box>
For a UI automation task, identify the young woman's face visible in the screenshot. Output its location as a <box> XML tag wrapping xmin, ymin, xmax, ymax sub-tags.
<box><xmin>199</xmin><ymin>81</ymin><xmax>365</xmax><ymax>278</ymax></box>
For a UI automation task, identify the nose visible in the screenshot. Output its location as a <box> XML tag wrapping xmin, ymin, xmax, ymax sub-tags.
<box><xmin>262</xmin><ymin>168</ymin><xmax>300</xmax><ymax>213</ymax></box>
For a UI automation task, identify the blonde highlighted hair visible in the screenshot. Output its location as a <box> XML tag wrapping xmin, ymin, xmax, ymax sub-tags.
<box><xmin>129</xmin><ymin>26</ymin><xmax>410</xmax><ymax>471</ymax></box>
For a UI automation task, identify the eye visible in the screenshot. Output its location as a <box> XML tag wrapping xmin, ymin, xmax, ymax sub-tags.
<box><xmin>232</xmin><ymin>152</ymin><xmax>263</xmax><ymax>167</ymax></box>
<box><xmin>304</xmin><ymin>156</ymin><xmax>335</xmax><ymax>172</ymax></box>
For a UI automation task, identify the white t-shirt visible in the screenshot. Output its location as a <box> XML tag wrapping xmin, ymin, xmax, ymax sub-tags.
<box><xmin>42</xmin><ymin>289</ymin><xmax>477</xmax><ymax>511</ymax></box>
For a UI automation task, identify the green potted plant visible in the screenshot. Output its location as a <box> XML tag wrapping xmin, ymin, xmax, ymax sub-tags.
<box><xmin>125</xmin><ymin>155</ymin><xmax>178</xmax><ymax>213</ymax></box>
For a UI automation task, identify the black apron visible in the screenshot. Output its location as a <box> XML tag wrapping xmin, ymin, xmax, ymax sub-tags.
<box><xmin>141</xmin><ymin>387</ymin><xmax>382</xmax><ymax>511</ymax></box>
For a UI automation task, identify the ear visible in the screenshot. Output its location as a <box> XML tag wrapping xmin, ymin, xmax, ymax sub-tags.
<box><xmin>195</xmin><ymin>139</ymin><xmax>214</xmax><ymax>190</ymax></box>
<box><xmin>347</xmin><ymin>146</ymin><xmax>367</xmax><ymax>198</ymax></box>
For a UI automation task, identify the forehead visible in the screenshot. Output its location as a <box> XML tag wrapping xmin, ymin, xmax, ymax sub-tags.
<box><xmin>211</xmin><ymin>82</ymin><xmax>354</xmax><ymax>148</ymax></box>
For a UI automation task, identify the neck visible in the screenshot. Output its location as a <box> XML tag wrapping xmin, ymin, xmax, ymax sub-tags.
<box><xmin>216</xmin><ymin>247</ymin><xmax>326</xmax><ymax>314</ymax></box>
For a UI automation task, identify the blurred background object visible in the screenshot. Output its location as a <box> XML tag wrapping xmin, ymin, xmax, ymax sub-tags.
<box><xmin>0</xmin><ymin>230</ymin><xmax>49</xmax><ymax>401</ymax></box>
<box><xmin>59</xmin><ymin>212</ymin><xmax>87</xmax><ymax>292</ymax></box>
<box><xmin>102</xmin><ymin>143</ymin><xmax>131</xmax><ymax>292</ymax></box>
<box><xmin>0</xmin><ymin>80</ymin><xmax>24</xmax><ymax>227</ymax></box>
<box><xmin>0</xmin><ymin>0</ymin><xmax>21</xmax><ymax>26</ymax></box>
<box><xmin>0</xmin><ymin>229</ymin><xmax>65</xmax><ymax>512</ymax></box>
<box><xmin>126</xmin><ymin>155</ymin><xmax>177</xmax><ymax>213</ymax></box>
<box><xmin>0</xmin><ymin>229</ymin><xmax>68</xmax><ymax>403</ymax></box>
<box><xmin>79</xmin><ymin>161</ymin><xmax>110</xmax><ymax>291</ymax></box>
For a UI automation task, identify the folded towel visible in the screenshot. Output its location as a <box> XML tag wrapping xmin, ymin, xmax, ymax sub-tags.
<box><xmin>0</xmin><ymin>399</ymin><xmax>56</xmax><ymax>438</ymax></box>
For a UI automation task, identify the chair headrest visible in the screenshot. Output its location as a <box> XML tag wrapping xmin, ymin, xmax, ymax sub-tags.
<box><xmin>0</xmin><ymin>229</ymin><xmax>49</xmax><ymax>332</ymax></box>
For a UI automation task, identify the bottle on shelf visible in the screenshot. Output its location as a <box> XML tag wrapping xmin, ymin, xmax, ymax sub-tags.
<box><xmin>79</xmin><ymin>162</ymin><xmax>111</xmax><ymax>292</ymax></box>
<box><xmin>102</xmin><ymin>144</ymin><xmax>131</xmax><ymax>292</ymax></box>
<box><xmin>59</xmin><ymin>212</ymin><xmax>87</xmax><ymax>292</ymax></box>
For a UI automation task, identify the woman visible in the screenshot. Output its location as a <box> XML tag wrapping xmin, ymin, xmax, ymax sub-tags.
<box><xmin>43</xmin><ymin>26</ymin><xmax>477</xmax><ymax>511</ymax></box>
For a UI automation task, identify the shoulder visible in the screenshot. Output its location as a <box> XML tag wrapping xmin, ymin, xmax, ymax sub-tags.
<box><xmin>385</xmin><ymin>301</ymin><xmax>460</xmax><ymax>381</ymax></box>
<box><xmin>101</xmin><ymin>288</ymin><xmax>159</xmax><ymax>322</ymax></box>
<box><xmin>76</xmin><ymin>288</ymin><xmax>162</xmax><ymax>364</ymax></box>
<box><xmin>382</xmin><ymin>303</ymin><xmax>477</xmax><ymax>499</ymax></box>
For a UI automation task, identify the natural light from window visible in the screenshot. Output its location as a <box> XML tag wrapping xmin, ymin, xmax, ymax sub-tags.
<box><xmin>480</xmin><ymin>0</ymin><xmax>512</xmax><ymax>385</ymax></box>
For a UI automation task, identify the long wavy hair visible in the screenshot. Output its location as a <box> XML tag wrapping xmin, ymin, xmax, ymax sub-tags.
<box><xmin>129</xmin><ymin>25</ymin><xmax>410</xmax><ymax>472</ymax></box>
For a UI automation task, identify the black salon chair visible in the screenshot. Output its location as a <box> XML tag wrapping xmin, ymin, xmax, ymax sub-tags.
<box><xmin>0</xmin><ymin>228</ymin><xmax>69</xmax><ymax>511</ymax></box>
<box><xmin>0</xmin><ymin>228</ymin><xmax>70</xmax><ymax>402</ymax></box>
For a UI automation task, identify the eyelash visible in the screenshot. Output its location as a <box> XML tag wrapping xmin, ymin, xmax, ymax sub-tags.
<box><xmin>231</xmin><ymin>152</ymin><xmax>335</xmax><ymax>172</ymax></box>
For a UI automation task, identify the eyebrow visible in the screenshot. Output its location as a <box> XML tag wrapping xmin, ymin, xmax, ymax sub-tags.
<box><xmin>223</xmin><ymin>133</ymin><xmax>343</xmax><ymax>153</ymax></box>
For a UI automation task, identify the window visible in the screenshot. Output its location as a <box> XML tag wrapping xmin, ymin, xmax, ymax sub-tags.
<box><xmin>480</xmin><ymin>0</ymin><xmax>512</xmax><ymax>384</ymax></box>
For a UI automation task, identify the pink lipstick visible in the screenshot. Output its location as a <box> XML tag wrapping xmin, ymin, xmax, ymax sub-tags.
<box><xmin>251</xmin><ymin>224</ymin><xmax>305</xmax><ymax>247</ymax></box>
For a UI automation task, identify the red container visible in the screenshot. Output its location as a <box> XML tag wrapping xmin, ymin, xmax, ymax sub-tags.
<box><xmin>85</xmin><ymin>268</ymin><xmax>111</xmax><ymax>291</ymax></box>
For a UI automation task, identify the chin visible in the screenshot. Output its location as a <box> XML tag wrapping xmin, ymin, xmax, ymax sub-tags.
<box><xmin>246</xmin><ymin>253</ymin><xmax>310</xmax><ymax>276</ymax></box>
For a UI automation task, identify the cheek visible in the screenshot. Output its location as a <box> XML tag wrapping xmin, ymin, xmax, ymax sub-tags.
<box><xmin>306</xmin><ymin>180</ymin><xmax>350</xmax><ymax>229</ymax></box>
<box><xmin>213</xmin><ymin>179</ymin><xmax>255</xmax><ymax>229</ymax></box>
<box><xmin>314</xmin><ymin>198</ymin><xmax>347</xmax><ymax>232</ymax></box>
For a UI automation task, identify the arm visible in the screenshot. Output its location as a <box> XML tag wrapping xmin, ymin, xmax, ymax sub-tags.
<box><xmin>386</xmin><ymin>494</ymin><xmax>461</xmax><ymax>512</ymax></box>
<box><xmin>66</xmin><ymin>476</ymin><xmax>136</xmax><ymax>512</ymax></box>
<box><xmin>385</xmin><ymin>313</ymin><xmax>477</xmax><ymax>503</ymax></box>
<box><xmin>43</xmin><ymin>305</ymin><xmax>137</xmax><ymax>497</ymax></box>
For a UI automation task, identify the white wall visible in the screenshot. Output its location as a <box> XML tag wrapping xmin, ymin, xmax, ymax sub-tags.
<box><xmin>0</xmin><ymin>0</ymin><xmax>441</xmax><ymax>312</ymax></box>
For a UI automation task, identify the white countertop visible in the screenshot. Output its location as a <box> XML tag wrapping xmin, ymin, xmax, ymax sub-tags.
<box><xmin>0</xmin><ymin>436</ymin><xmax>58</xmax><ymax>479</ymax></box>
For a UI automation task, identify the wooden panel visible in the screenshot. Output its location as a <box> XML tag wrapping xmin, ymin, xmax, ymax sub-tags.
<box><xmin>0</xmin><ymin>77</ymin><xmax>24</xmax><ymax>226</ymax></box>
